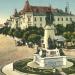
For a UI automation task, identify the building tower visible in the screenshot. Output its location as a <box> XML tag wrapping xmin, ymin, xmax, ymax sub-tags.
<box><xmin>23</xmin><ymin>0</ymin><xmax>32</xmax><ymax>12</ymax></box>
<box><xmin>65</xmin><ymin>2</ymin><xmax>69</xmax><ymax>14</ymax></box>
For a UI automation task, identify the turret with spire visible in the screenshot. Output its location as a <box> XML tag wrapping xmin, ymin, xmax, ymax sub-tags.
<box><xmin>65</xmin><ymin>2</ymin><xmax>69</xmax><ymax>14</ymax></box>
<box><xmin>14</xmin><ymin>9</ymin><xmax>19</xmax><ymax>17</ymax></box>
<box><xmin>23</xmin><ymin>0</ymin><xmax>32</xmax><ymax>12</ymax></box>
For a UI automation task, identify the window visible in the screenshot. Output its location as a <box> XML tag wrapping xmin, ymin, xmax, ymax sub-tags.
<box><xmin>34</xmin><ymin>17</ymin><xmax>36</xmax><ymax>21</ymax></box>
<box><xmin>62</xmin><ymin>18</ymin><xmax>63</xmax><ymax>21</ymax></box>
<box><xmin>66</xmin><ymin>18</ymin><xmax>68</xmax><ymax>21</ymax></box>
<box><xmin>70</xmin><ymin>18</ymin><xmax>72</xmax><ymax>21</ymax></box>
<box><xmin>40</xmin><ymin>17</ymin><xmax>42</xmax><ymax>21</ymax></box>
<box><xmin>58</xmin><ymin>18</ymin><xmax>59</xmax><ymax>21</ymax></box>
<box><xmin>16</xmin><ymin>21</ymin><xmax>18</xmax><ymax>23</ymax></box>
<box><xmin>28</xmin><ymin>17</ymin><xmax>31</xmax><ymax>21</ymax></box>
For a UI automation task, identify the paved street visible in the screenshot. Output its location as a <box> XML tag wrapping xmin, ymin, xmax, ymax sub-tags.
<box><xmin>0</xmin><ymin>35</ymin><xmax>35</xmax><ymax>75</ymax></box>
<box><xmin>0</xmin><ymin>34</ymin><xmax>75</xmax><ymax>75</ymax></box>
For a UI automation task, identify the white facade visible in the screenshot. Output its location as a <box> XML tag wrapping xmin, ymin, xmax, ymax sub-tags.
<box><xmin>10</xmin><ymin>13</ymin><xmax>75</xmax><ymax>29</ymax></box>
<box><xmin>53</xmin><ymin>16</ymin><xmax>73</xmax><ymax>27</ymax></box>
<box><xmin>8</xmin><ymin>0</ymin><xmax>75</xmax><ymax>29</ymax></box>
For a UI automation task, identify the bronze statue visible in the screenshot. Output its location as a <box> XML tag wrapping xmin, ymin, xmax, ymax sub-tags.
<box><xmin>45</xmin><ymin>7</ymin><xmax>54</xmax><ymax>25</ymax></box>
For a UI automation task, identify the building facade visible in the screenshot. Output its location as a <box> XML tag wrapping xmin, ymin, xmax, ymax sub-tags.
<box><xmin>8</xmin><ymin>0</ymin><xmax>75</xmax><ymax>29</ymax></box>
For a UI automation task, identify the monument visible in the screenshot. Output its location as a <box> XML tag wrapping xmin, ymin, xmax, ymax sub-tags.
<box><xmin>33</xmin><ymin>6</ymin><xmax>67</xmax><ymax>69</ymax></box>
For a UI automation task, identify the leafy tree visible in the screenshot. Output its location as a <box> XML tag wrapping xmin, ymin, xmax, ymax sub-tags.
<box><xmin>23</xmin><ymin>31</ymin><xmax>30</xmax><ymax>40</ymax></box>
<box><xmin>66</xmin><ymin>22</ymin><xmax>75</xmax><ymax>32</ymax></box>
<box><xmin>72</xmin><ymin>32</ymin><xmax>75</xmax><ymax>38</ymax></box>
<box><xmin>23</xmin><ymin>26</ymin><xmax>44</xmax><ymax>41</ymax></box>
<box><xmin>28</xmin><ymin>34</ymin><xmax>41</xmax><ymax>43</ymax></box>
<box><xmin>63</xmin><ymin>32</ymin><xmax>72</xmax><ymax>42</ymax></box>
<box><xmin>38</xmin><ymin>27</ymin><xmax>44</xmax><ymax>36</ymax></box>
<box><xmin>56</xmin><ymin>24</ymin><xmax>65</xmax><ymax>35</ymax></box>
<box><xmin>2</xmin><ymin>26</ymin><xmax>11</xmax><ymax>35</ymax></box>
<box><xmin>0</xmin><ymin>25</ymin><xmax>44</xmax><ymax>43</ymax></box>
<box><xmin>14</xmin><ymin>27</ymin><xmax>23</xmax><ymax>38</ymax></box>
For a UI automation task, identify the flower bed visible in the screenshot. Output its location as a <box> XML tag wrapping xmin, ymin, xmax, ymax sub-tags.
<box><xmin>13</xmin><ymin>58</ymin><xmax>61</xmax><ymax>75</ymax></box>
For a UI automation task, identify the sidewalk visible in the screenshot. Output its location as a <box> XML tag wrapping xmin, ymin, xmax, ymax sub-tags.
<box><xmin>2</xmin><ymin>63</ymin><xmax>75</xmax><ymax>75</ymax></box>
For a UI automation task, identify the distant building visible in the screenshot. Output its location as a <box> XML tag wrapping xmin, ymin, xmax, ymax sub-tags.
<box><xmin>8</xmin><ymin>0</ymin><xmax>75</xmax><ymax>29</ymax></box>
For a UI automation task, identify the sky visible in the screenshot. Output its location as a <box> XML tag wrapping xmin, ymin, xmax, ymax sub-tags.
<box><xmin>0</xmin><ymin>0</ymin><xmax>75</xmax><ymax>24</ymax></box>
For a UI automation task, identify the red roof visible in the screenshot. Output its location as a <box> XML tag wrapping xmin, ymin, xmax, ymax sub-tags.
<box><xmin>23</xmin><ymin>0</ymin><xmax>32</xmax><ymax>12</ymax></box>
<box><xmin>31</xmin><ymin>6</ymin><xmax>57</xmax><ymax>13</ymax></box>
<box><xmin>20</xmin><ymin>0</ymin><xmax>58</xmax><ymax>14</ymax></box>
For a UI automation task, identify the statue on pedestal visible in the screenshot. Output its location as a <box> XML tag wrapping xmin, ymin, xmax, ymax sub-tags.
<box><xmin>44</xmin><ymin>6</ymin><xmax>56</xmax><ymax>49</ymax></box>
<box><xmin>45</xmin><ymin>6</ymin><xmax>54</xmax><ymax>25</ymax></box>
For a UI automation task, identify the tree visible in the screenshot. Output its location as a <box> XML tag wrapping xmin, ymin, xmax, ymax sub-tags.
<box><xmin>72</xmin><ymin>32</ymin><xmax>75</xmax><ymax>38</ymax></box>
<box><xmin>2</xmin><ymin>26</ymin><xmax>11</xmax><ymax>35</ymax></box>
<box><xmin>28</xmin><ymin>34</ymin><xmax>41</xmax><ymax>44</ymax></box>
<box><xmin>56</xmin><ymin>24</ymin><xmax>65</xmax><ymax>35</ymax></box>
<box><xmin>23</xmin><ymin>31</ymin><xmax>30</xmax><ymax>40</ymax></box>
<box><xmin>66</xmin><ymin>22</ymin><xmax>75</xmax><ymax>32</ymax></box>
<box><xmin>63</xmin><ymin>32</ymin><xmax>72</xmax><ymax>42</ymax></box>
<box><xmin>14</xmin><ymin>27</ymin><xmax>23</xmax><ymax>38</ymax></box>
<box><xmin>23</xmin><ymin>26</ymin><xmax>44</xmax><ymax>41</ymax></box>
<box><xmin>38</xmin><ymin>27</ymin><xmax>44</xmax><ymax>36</ymax></box>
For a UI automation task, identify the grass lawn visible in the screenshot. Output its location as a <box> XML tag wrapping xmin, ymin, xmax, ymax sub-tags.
<box><xmin>62</xmin><ymin>59</ymin><xmax>75</xmax><ymax>74</ymax></box>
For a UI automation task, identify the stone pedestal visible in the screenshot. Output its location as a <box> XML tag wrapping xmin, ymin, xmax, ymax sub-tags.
<box><xmin>34</xmin><ymin>54</ymin><xmax>66</xmax><ymax>68</ymax></box>
<box><xmin>44</xmin><ymin>25</ymin><xmax>55</xmax><ymax>49</ymax></box>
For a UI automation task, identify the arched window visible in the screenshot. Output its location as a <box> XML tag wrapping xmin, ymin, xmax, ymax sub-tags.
<box><xmin>66</xmin><ymin>18</ymin><xmax>68</xmax><ymax>21</ymax></box>
<box><xmin>40</xmin><ymin>17</ymin><xmax>42</xmax><ymax>21</ymax></box>
<box><xmin>62</xmin><ymin>18</ymin><xmax>63</xmax><ymax>21</ymax></box>
<box><xmin>58</xmin><ymin>18</ymin><xmax>59</xmax><ymax>21</ymax></box>
<box><xmin>34</xmin><ymin>17</ymin><xmax>36</xmax><ymax>21</ymax></box>
<box><xmin>70</xmin><ymin>18</ymin><xmax>72</xmax><ymax>21</ymax></box>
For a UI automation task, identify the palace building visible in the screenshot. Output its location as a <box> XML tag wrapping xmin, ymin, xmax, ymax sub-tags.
<box><xmin>8</xmin><ymin>0</ymin><xmax>75</xmax><ymax>29</ymax></box>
